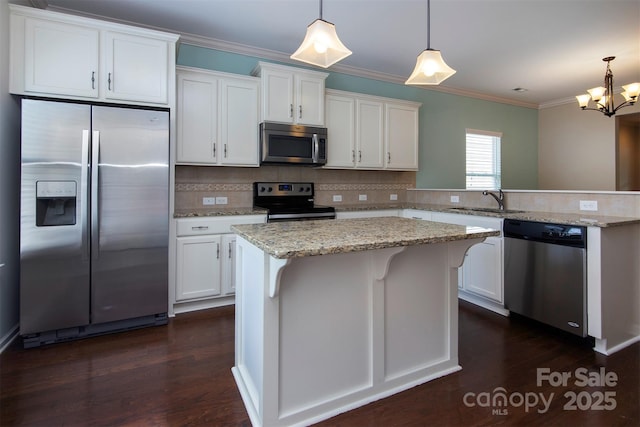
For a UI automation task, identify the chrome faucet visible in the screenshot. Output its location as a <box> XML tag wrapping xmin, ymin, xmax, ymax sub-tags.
<box><xmin>482</xmin><ymin>189</ymin><xmax>504</xmax><ymax>210</ymax></box>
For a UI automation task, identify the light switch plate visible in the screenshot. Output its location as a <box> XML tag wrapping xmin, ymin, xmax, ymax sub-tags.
<box><xmin>215</xmin><ymin>196</ymin><xmax>228</xmax><ymax>205</ymax></box>
<box><xmin>579</xmin><ymin>200</ymin><xmax>598</xmax><ymax>211</ymax></box>
<box><xmin>203</xmin><ymin>197</ymin><xmax>216</xmax><ymax>205</ymax></box>
<box><xmin>390</xmin><ymin>194</ymin><xmax>398</xmax><ymax>201</ymax></box>
<box><xmin>451</xmin><ymin>195</ymin><xmax>460</xmax><ymax>203</ymax></box>
<box><xmin>333</xmin><ymin>195</ymin><xmax>343</xmax><ymax>202</ymax></box>
<box><xmin>359</xmin><ymin>194</ymin><xmax>367</xmax><ymax>201</ymax></box>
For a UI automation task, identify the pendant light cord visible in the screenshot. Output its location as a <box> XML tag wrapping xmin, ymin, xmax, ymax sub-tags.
<box><xmin>426</xmin><ymin>0</ymin><xmax>431</xmax><ymax>49</ymax></box>
<box><xmin>319</xmin><ymin>0</ymin><xmax>323</xmax><ymax>20</ymax></box>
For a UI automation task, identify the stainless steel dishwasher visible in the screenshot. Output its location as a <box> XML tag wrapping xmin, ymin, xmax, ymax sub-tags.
<box><xmin>503</xmin><ymin>219</ymin><xmax>587</xmax><ymax>336</ymax></box>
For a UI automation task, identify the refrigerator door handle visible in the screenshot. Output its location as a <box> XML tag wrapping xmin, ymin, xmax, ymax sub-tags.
<box><xmin>81</xmin><ymin>130</ymin><xmax>90</xmax><ymax>261</ymax></box>
<box><xmin>91</xmin><ymin>130</ymin><xmax>100</xmax><ymax>260</ymax></box>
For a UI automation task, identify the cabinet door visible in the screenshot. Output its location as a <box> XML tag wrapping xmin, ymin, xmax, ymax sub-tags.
<box><xmin>177</xmin><ymin>73</ymin><xmax>218</xmax><ymax>164</ymax></box>
<box><xmin>356</xmin><ymin>99</ymin><xmax>384</xmax><ymax>168</ymax></box>
<box><xmin>461</xmin><ymin>237</ymin><xmax>503</xmax><ymax>302</ymax></box>
<box><xmin>103</xmin><ymin>31</ymin><xmax>169</xmax><ymax>104</ymax></box>
<box><xmin>220</xmin><ymin>78</ymin><xmax>259</xmax><ymax>166</ymax></box>
<box><xmin>176</xmin><ymin>235</ymin><xmax>222</xmax><ymax>301</ymax></box>
<box><xmin>24</xmin><ymin>18</ymin><xmax>99</xmax><ymax>98</ymax></box>
<box><xmin>221</xmin><ymin>234</ymin><xmax>236</xmax><ymax>295</ymax></box>
<box><xmin>296</xmin><ymin>74</ymin><xmax>325</xmax><ymax>125</ymax></box>
<box><xmin>325</xmin><ymin>94</ymin><xmax>356</xmax><ymax>168</ymax></box>
<box><xmin>261</xmin><ymin>68</ymin><xmax>295</xmax><ymax>123</ymax></box>
<box><xmin>385</xmin><ymin>103</ymin><xmax>419</xmax><ymax>170</ymax></box>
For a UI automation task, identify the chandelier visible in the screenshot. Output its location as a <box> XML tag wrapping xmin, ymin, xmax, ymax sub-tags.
<box><xmin>576</xmin><ymin>57</ymin><xmax>639</xmax><ymax>117</ymax></box>
<box><xmin>290</xmin><ymin>0</ymin><xmax>352</xmax><ymax>68</ymax></box>
<box><xmin>405</xmin><ymin>0</ymin><xmax>456</xmax><ymax>85</ymax></box>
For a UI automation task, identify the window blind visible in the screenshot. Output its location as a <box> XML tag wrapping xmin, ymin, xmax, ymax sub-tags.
<box><xmin>466</xmin><ymin>130</ymin><xmax>502</xmax><ymax>190</ymax></box>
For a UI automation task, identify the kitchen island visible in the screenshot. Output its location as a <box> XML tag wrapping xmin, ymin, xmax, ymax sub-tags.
<box><xmin>230</xmin><ymin>217</ymin><xmax>499</xmax><ymax>427</ymax></box>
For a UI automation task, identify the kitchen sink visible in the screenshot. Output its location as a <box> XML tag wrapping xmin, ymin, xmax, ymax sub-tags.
<box><xmin>448</xmin><ymin>207</ymin><xmax>526</xmax><ymax>214</ymax></box>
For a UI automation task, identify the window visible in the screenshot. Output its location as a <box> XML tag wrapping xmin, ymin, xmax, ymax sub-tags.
<box><xmin>466</xmin><ymin>129</ymin><xmax>502</xmax><ymax>190</ymax></box>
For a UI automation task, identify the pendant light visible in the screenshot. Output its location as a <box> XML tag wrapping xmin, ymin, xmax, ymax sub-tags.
<box><xmin>290</xmin><ymin>0</ymin><xmax>352</xmax><ymax>68</ymax></box>
<box><xmin>405</xmin><ymin>0</ymin><xmax>456</xmax><ymax>85</ymax></box>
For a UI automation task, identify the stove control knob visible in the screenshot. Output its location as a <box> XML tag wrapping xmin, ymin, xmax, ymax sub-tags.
<box><xmin>267</xmin><ymin>187</ymin><xmax>272</xmax><ymax>192</ymax></box>
<box><xmin>306</xmin><ymin>186</ymin><xmax>311</xmax><ymax>192</ymax></box>
<box><xmin>260</xmin><ymin>186</ymin><xmax>266</xmax><ymax>192</ymax></box>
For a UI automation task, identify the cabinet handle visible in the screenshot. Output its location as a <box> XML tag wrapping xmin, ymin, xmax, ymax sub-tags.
<box><xmin>224</xmin><ymin>144</ymin><xmax>228</xmax><ymax>158</ymax></box>
<box><xmin>228</xmin><ymin>242</ymin><xmax>233</xmax><ymax>259</ymax></box>
<box><xmin>216</xmin><ymin>243</ymin><xmax>220</xmax><ymax>259</ymax></box>
<box><xmin>91</xmin><ymin>71</ymin><xmax>95</xmax><ymax>90</ymax></box>
<box><xmin>212</xmin><ymin>143</ymin><xmax>216</xmax><ymax>157</ymax></box>
<box><xmin>388</xmin><ymin>152</ymin><xmax>391</xmax><ymax>163</ymax></box>
<box><xmin>352</xmin><ymin>150</ymin><xmax>355</xmax><ymax>162</ymax></box>
<box><xmin>191</xmin><ymin>226</ymin><xmax>209</xmax><ymax>231</ymax></box>
<box><xmin>358</xmin><ymin>150</ymin><xmax>362</xmax><ymax>162</ymax></box>
<box><xmin>108</xmin><ymin>72</ymin><xmax>112</xmax><ymax>91</ymax></box>
<box><xmin>298</xmin><ymin>105</ymin><xmax>302</xmax><ymax>119</ymax></box>
<box><xmin>289</xmin><ymin>104</ymin><xmax>293</xmax><ymax>118</ymax></box>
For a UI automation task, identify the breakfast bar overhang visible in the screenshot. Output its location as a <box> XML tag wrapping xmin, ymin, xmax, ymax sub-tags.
<box><xmin>231</xmin><ymin>217</ymin><xmax>500</xmax><ymax>427</ymax></box>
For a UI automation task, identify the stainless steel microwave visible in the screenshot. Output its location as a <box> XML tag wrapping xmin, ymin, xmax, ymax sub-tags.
<box><xmin>260</xmin><ymin>122</ymin><xmax>327</xmax><ymax>166</ymax></box>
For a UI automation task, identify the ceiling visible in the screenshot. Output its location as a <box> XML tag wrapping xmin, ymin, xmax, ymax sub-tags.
<box><xmin>38</xmin><ymin>0</ymin><xmax>640</xmax><ymax>107</ymax></box>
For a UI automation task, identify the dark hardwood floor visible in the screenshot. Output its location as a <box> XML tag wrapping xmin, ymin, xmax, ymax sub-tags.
<box><xmin>1</xmin><ymin>301</ymin><xmax>638</xmax><ymax>426</ymax></box>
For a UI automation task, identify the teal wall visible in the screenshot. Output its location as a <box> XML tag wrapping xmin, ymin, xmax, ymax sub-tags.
<box><xmin>177</xmin><ymin>44</ymin><xmax>538</xmax><ymax>189</ymax></box>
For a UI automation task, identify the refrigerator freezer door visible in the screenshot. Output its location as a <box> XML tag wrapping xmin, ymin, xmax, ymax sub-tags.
<box><xmin>20</xmin><ymin>100</ymin><xmax>91</xmax><ymax>334</ymax></box>
<box><xmin>90</xmin><ymin>106</ymin><xmax>169</xmax><ymax>324</ymax></box>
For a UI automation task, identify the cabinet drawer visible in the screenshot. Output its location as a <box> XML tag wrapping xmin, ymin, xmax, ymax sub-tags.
<box><xmin>176</xmin><ymin>215</ymin><xmax>265</xmax><ymax>236</ymax></box>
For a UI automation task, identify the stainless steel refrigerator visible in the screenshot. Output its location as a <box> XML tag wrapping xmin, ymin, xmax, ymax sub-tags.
<box><xmin>20</xmin><ymin>99</ymin><xmax>169</xmax><ymax>347</ymax></box>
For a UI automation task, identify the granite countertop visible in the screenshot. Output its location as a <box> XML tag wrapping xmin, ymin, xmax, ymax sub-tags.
<box><xmin>335</xmin><ymin>203</ymin><xmax>640</xmax><ymax>227</ymax></box>
<box><xmin>174</xmin><ymin>207</ymin><xmax>267</xmax><ymax>218</ymax></box>
<box><xmin>174</xmin><ymin>203</ymin><xmax>640</xmax><ymax>227</ymax></box>
<box><xmin>231</xmin><ymin>216</ymin><xmax>500</xmax><ymax>259</ymax></box>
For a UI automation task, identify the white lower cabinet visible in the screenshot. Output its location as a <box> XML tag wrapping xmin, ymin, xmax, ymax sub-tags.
<box><xmin>176</xmin><ymin>234</ymin><xmax>224</xmax><ymax>301</ymax></box>
<box><xmin>174</xmin><ymin>215</ymin><xmax>265</xmax><ymax>313</ymax></box>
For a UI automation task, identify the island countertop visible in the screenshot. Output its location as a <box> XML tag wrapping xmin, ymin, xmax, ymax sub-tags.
<box><xmin>231</xmin><ymin>216</ymin><xmax>500</xmax><ymax>259</ymax></box>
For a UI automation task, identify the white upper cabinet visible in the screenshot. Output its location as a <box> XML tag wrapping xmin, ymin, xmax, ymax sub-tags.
<box><xmin>10</xmin><ymin>5</ymin><xmax>178</xmax><ymax>106</ymax></box>
<box><xmin>325</xmin><ymin>89</ymin><xmax>421</xmax><ymax>171</ymax></box>
<box><xmin>177</xmin><ymin>67</ymin><xmax>259</xmax><ymax>166</ymax></box>
<box><xmin>253</xmin><ymin>62</ymin><xmax>328</xmax><ymax>126</ymax></box>
<box><xmin>23</xmin><ymin>18</ymin><xmax>100</xmax><ymax>98</ymax></box>
<box><xmin>385</xmin><ymin>102</ymin><xmax>420</xmax><ymax>170</ymax></box>
<box><xmin>356</xmin><ymin>98</ymin><xmax>385</xmax><ymax>168</ymax></box>
<box><xmin>325</xmin><ymin>93</ymin><xmax>356</xmax><ymax>167</ymax></box>
<box><xmin>103</xmin><ymin>31</ymin><xmax>170</xmax><ymax>104</ymax></box>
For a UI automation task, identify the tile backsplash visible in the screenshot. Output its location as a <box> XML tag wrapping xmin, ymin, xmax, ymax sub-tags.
<box><xmin>175</xmin><ymin>165</ymin><xmax>416</xmax><ymax>211</ymax></box>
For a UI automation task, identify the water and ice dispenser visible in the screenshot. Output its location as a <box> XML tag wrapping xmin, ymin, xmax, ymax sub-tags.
<box><xmin>35</xmin><ymin>181</ymin><xmax>77</xmax><ymax>226</ymax></box>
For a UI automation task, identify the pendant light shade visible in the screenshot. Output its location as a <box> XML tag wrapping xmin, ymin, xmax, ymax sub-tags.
<box><xmin>290</xmin><ymin>1</ymin><xmax>352</xmax><ymax>68</ymax></box>
<box><xmin>405</xmin><ymin>48</ymin><xmax>456</xmax><ymax>85</ymax></box>
<box><xmin>405</xmin><ymin>0</ymin><xmax>456</xmax><ymax>85</ymax></box>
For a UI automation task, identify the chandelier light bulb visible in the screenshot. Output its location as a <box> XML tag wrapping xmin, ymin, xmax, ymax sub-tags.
<box><xmin>622</xmin><ymin>83</ymin><xmax>640</xmax><ymax>100</ymax></box>
<box><xmin>587</xmin><ymin>86</ymin><xmax>606</xmax><ymax>102</ymax></box>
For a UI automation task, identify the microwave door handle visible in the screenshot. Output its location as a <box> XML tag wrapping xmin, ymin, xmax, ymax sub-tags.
<box><xmin>312</xmin><ymin>134</ymin><xmax>319</xmax><ymax>163</ymax></box>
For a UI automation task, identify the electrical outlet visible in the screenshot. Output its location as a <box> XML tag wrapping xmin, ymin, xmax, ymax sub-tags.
<box><xmin>579</xmin><ymin>200</ymin><xmax>598</xmax><ymax>211</ymax></box>
<box><xmin>215</xmin><ymin>196</ymin><xmax>228</xmax><ymax>205</ymax></box>
<box><xmin>202</xmin><ymin>197</ymin><xmax>216</xmax><ymax>206</ymax></box>
<box><xmin>358</xmin><ymin>194</ymin><xmax>367</xmax><ymax>201</ymax></box>
<box><xmin>390</xmin><ymin>194</ymin><xmax>398</xmax><ymax>201</ymax></box>
<box><xmin>451</xmin><ymin>195</ymin><xmax>460</xmax><ymax>203</ymax></box>
<box><xmin>332</xmin><ymin>195</ymin><xmax>343</xmax><ymax>202</ymax></box>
